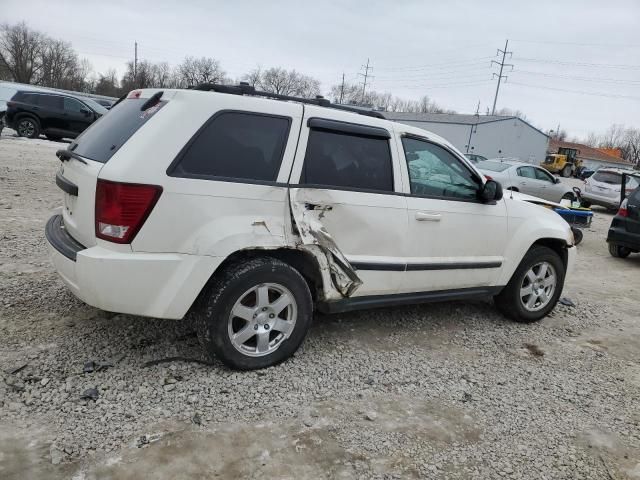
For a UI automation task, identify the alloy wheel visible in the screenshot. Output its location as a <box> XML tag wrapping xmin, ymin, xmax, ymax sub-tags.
<box><xmin>520</xmin><ymin>261</ymin><xmax>557</xmax><ymax>312</ymax></box>
<box><xmin>228</xmin><ymin>283</ymin><xmax>297</xmax><ymax>357</ymax></box>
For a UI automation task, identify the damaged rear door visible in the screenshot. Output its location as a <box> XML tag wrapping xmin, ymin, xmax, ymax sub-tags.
<box><xmin>288</xmin><ymin>107</ymin><xmax>408</xmax><ymax>300</ymax></box>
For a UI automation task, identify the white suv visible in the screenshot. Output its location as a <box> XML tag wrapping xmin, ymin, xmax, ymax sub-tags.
<box><xmin>46</xmin><ymin>84</ymin><xmax>576</xmax><ymax>370</ymax></box>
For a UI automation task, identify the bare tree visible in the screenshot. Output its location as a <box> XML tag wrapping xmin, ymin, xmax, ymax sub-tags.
<box><xmin>0</xmin><ymin>22</ymin><xmax>44</xmax><ymax>83</ymax></box>
<box><xmin>94</xmin><ymin>69</ymin><xmax>120</xmax><ymax>97</ymax></box>
<box><xmin>621</xmin><ymin>128</ymin><xmax>640</xmax><ymax>166</ymax></box>
<box><xmin>246</xmin><ymin>67</ymin><xmax>320</xmax><ymax>98</ymax></box>
<box><xmin>598</xmin><ymin>124</ymin><xmax>627</xmax><ymax>149</ymax></box>
<box><xmin>178</xmin><ymin>56</ymin><xmax>226</xmax><ymax>86</ymax></box>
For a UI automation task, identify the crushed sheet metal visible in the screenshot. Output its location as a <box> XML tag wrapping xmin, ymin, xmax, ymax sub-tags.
<box><xmin>289</xmin><ymin>198</ymin><xmax>362</xmax><ymax>297</ymax></box>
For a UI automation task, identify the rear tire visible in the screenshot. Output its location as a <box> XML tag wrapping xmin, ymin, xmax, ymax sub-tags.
<box><xmin>194</xmin><ymin>257</ymin><xmax>313</xmax><ymax>370</ymax></box>
<box><xmin>608</xmin><ymin>243</ymin><xmax>631</xmax><ymax>258</ymax></box>
<box><xmin>16</xmin><ymin>117</ymin><xmax>40</xmax><ymax>138</ymax></box>
<box><xmin>561</xmin><ymin>165</ymin><xmax>572</xmax><ymax>178</ymax></box>
<box><xmin>494</xmin><ymin>246</ymin><xmax>565</xmax><ymax>323</ymax></box>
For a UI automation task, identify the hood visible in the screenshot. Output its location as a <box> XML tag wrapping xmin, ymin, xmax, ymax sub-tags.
<box><xmin>506</xmin><ymin>190</ymin><xmax>564</xmax><ymax>209</ymax></box>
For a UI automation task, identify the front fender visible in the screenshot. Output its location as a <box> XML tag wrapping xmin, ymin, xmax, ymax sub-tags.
<box><xmin>497</xmin><ymin>198</ymin><xmax>573</xmax><ymax>286</ymax></box>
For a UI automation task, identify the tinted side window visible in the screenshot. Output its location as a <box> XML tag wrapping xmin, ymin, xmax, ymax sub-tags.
<box><xmin>38</xmin><ymin>95</ymin><xmax>63</xmax><ymax>109</ymax></box>
<box><xmin>517</xmin><ymin>166</ymin><xmax>536</xmax><ymax>179</ymax></box>
<box><xmin>172</xmin><ymin>112</ymin><xmax>290</xmax><ymax>182</ymax></box>
<box><xmin>18</xmin><ymin>93</ymin><xmax>38</xmax><ymax>105</ymax></box>
<box><xmin>64</xmin><ymin>97</ymin><xmax>85</xmax><ymax>113</ymax></box>
<box><xmin>301</xmin><ymin>129</ymin><xmax>393</xmax><ymax>192</ymax></box>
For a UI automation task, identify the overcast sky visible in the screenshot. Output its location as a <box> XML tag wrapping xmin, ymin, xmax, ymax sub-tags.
<box><xmin>4</xmin><ymin>0</ymin><xmax>639</xmax><ymax>138</ymax></box>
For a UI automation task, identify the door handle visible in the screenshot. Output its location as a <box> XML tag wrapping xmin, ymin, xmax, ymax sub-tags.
<box><xmin>415</xmin><ymin>212</ymin><xmax>442</xmax><ymax>221</ymax></box>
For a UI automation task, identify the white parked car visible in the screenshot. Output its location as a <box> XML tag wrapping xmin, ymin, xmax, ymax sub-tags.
<box><xmin>582</xmin><ymin>168</ymin><xmax>640</xmax><ymax>210</ymax></box>
<box><xmin>46</xmin><ymin>84</ymin><xmax>576</xmax><ymax>369</ymax></box>
<box><xmin>477</xmin><ymin>159</ymin><xmax>576</xmax><ymax>203</ymax></box>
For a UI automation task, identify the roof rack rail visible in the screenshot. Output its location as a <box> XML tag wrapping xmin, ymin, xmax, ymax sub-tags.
<box><xmin>189</xmin><ymin>82</ymin><xmax>386</xmax><ymax>119</ymax></box>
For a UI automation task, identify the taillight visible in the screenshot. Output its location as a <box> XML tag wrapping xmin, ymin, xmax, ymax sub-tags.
<box><xmin>617</xmin><ymin>198</ymin><xmax>629</xmax><ymax>217</ymax></box>
<box><xmin>127</xmin><ymin>90</ymin><xmax>142</xmax><ymax>99</ymax></box>
<box><xmin>6</xmin><ymin>101</ymin><xmax>16</xmax><ymax>107</ymax></box>
<box><xmin>95</xmin><ymin>180</ymin><xmax>162</xmax><ymax>244</ymax></box>
<box><xmin>484</xmin><ymin>175</ymin><xmax>493</xmax><ymax>181</ymax></box>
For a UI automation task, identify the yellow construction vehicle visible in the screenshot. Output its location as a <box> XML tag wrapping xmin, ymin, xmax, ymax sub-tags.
<box><xmin>541</xmin><ymin>147</ymin><xmax>583</xmax><ymax>178</ymax></box>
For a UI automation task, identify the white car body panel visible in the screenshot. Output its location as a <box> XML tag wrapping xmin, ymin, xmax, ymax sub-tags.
<box><xmin>46</xmin><ymin>88</ymin><xmax>576</xmax><ymax>319</ymax></box>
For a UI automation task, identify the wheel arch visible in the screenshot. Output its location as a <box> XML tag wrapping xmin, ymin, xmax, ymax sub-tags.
<box><xmin>187</xmin><ymin>247</ymin><xmax>327</xmax><ymax>319</ymax></box>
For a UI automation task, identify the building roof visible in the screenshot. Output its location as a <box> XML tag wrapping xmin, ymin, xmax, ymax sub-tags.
<box><xmin>381</xmin><ymin>111</ymin><xmax>549</xmax><ymax>137</ymax></box>
<box><xmin>381</xmin><ymin>111</ymin><xmax>512</xmax><ymax>125</ymax></box>
<box><xmin>548</xmin><ymin>139</ymin><xmax>631</xmax><ymax>165</ymax></box>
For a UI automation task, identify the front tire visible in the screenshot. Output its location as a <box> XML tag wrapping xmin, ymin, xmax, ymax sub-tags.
<box><xmin>608</xmin><ymin>243</ymin><xmax>631</xmax><ymax>258</ymax></box>
<box><xmin>494</xmin><ymin>246</ymin><xmax>565</xmax><ymax>323</ymax></box>
<box><xmin>561</xmin><ymin>165</ymin><xmax>572</xmax><ymax>178</ymax></box>
<box><xmin>194</xmin><ymin>257</ymin><xmax>313</xmax><ymax>370</ymax></box>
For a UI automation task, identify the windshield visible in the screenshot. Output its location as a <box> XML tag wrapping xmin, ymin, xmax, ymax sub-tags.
<box><xmin>477</xmin><ymin>160</ymin><xmax>510</xmax><ymax>172</ymax></box>
<box><xmin>79</xmin><ymin>97</ymin><xmax>108</xmax><ymax>115</ymax></box>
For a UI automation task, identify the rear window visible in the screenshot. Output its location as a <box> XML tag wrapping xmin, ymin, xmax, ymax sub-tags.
<box><xmin>477</xmin><ymin>160</ymin><xmax>510</xmax><ymax>172</ymax></box>
<box><xmin>592</xmin><ymin>171</ymin><xmax>621</xmax><ymax>184</ymax></box>
<box><xmin>69</xmin><ymin>98</ymin><xmax>166</xmax><ymax>163</ymax></box>
<box><xmin>170</xmin><ymin>112</ymin><xmax>291</xmax><ymax>182</ymax></box>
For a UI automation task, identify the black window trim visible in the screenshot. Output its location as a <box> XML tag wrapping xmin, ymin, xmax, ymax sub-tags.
<box><xmin>298</xmin><ymin>121</ymin><xmax>396</xmax><ymax>193</ymax></box>
<box><xmin>166</xmin><ymin>109</ymin><xmax>293</xmax><ymax>186</ymax></box>
<box><xmin>307</xmin><ymin>117</ymin><xmax>391</xmax><ymax>139</ymax></box>
<box><xmin>400</xmin><ymin>133</ymin><xmax>485</xmax><ymax>204</ymax></box>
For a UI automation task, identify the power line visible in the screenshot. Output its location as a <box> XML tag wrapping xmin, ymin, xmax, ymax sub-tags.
<box><xmin>508</xmin><ymin>81</ymin><xmax>640</xmax><ymax>100</ymax></box>
<box><xmin>374</xmin><ymin>62</ymin><xmax>492</xmax><ymax>81</ymax></box>
<box><xmin>375</xmin><ymin>56</ymin><xmax>494</xmax><ymax>72</ymax></box>
<box><xmin>511</xmin><ymin>38</ymin><xmax>640</xmax><ymax>49</ymax></box>
<box><xmin>511</xmin><ymin>69</ymin><xmax>640</xmax><ymax>85</ymax></box>
<box><xmin>513</xmin><ymin>57</ymin><xmax>640</xmax><ymax>69</ymax></box>
<box><xmin>491</xmin><ymin>39</ymin><xmax>513</xmax><ymax>115</ymax></box>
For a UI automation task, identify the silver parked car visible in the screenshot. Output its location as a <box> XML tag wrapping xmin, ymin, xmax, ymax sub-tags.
<box><xmin>582</xmin><ymin>168</ymin><xmax>640</xmax><ymax>210</ymax></box>
<box><xmin>477</xmin><ymin>159</ymin><xmax>575</xmax><ymax>203</ymax></box>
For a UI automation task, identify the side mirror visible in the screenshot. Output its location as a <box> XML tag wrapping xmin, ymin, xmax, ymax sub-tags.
<box><xmin>80</xmin><ymin>108</ymin><xmax>90</xmax><ymax>116</ymax></box>
<box><xmin>479</xmin><ymin>179</ymin><xmax>503</xmax><ymax>203</ymax></box>
<box><xmin>555</xmin><ymin>177</ymin><xmax>561</xmax><ymax>184</ymax></box>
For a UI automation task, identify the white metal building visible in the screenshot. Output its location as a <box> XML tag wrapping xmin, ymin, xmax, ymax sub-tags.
<box><xmin>382</xmin><ymin>112</ymin><xmax>550</xmax><ymax>163</ymax></box>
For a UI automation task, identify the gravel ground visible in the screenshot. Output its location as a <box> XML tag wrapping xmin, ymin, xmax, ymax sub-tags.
<box><xmin>1</xmin><ymin>128</ymin><xmax>639</xmax><ymax>479</ymax></box>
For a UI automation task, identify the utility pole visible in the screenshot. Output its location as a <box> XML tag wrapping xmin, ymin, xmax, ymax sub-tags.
<box><xmin>358</xmin><ymin>58</ymin><xmax>373</xmax><ymax>104</ymax></box>
<box><xmin>491</xmin><ymin>39</ymin><xmax>513</xmax><ymax>115</ymax></box>
<box><xmin>134</xmin><ymin>41</ymin><xmax>138</xmax><ymax>85</ymax></box>
<box><xmin>339</xmin><ymin>73</ymin><xmax>345</xmax><ymax>104</ymax></box>
<box><xmin>475</xmin><ymin>100</ymin><xmax>481</xmax><ymax>115</ymax></box>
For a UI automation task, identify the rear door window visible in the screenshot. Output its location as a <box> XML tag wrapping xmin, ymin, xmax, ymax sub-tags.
<box><xmin>302</xmin><ymin>128</ymin><xmax>394</xmax><ymax>192</ymax></box>
<box><xmin>170</xmin><ymin>112</ymin><xmax>291</xmax><ymax>182</ymax></box>
<box><xmin>69</xmin><ymin>98</ymin><xmax>167</xmax><ymax>163</ymax></box>
<box><xmin>517</xmin><ymin>166</ymin><xmax>536</xmax><ymax>179</ymax></box>
<box><xmin>38</xmin><ymin>95</ymin><xmax>63</xmax><ymax>109</ymax></box>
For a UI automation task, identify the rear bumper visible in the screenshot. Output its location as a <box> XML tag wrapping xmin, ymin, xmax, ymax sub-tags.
<box><xmin>45</xmin><ymin>214</ymin><xmax>221</xmax><ymax>319</ymax></box>
<box><xmin>607</xmin><ymin>225</ymin><xmax>640</xmax><ymax>251</ymax></box>
<box><xmin>582</xmin><ymin>191</ymin><xmax>619</xmax><ymax>209</ymax></box>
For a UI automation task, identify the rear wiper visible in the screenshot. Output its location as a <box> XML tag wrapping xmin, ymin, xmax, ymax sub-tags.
<box><xmin>56</xmin><ymin>149</ymin><xmax>87</xmax><ymax>165</ymax></box>
<box><xmin>141</xmin><ymin>91</ymin><xmax>163</xmax><ymax>111</ymax></box>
